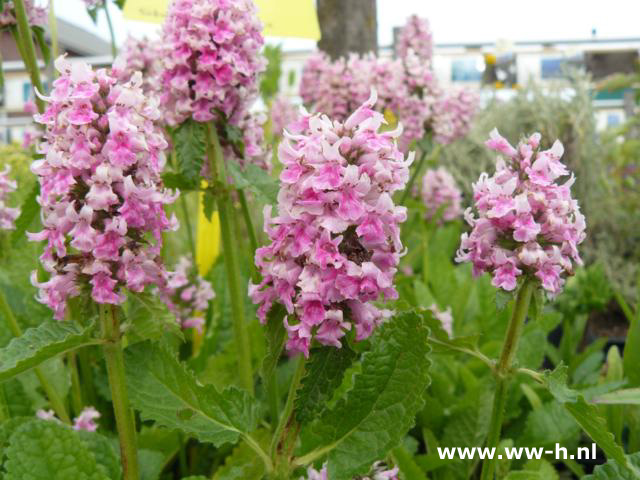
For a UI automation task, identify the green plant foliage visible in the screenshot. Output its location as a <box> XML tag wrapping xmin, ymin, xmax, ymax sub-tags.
<box><xmin>174</xmin><ymin>120</ymin><xmax>206</xmax><ymax>189</ymax></box>
<box><xmin>124</xmin><ymin>342</ymin><xmax>259</xmax><ymax>448</ymax></box>
<box><xmin>297</xmin><ymin>312</ymin><xmax>431</xmax><ymax>479</ymax></box>
<box><xmin>0</xmin><ymin>320</ymin><xmax>97</xmax><ymax>381</ymax></box>
<box><xmin>584</xmin><ymin>452</ymin><xmax>640</xmax><ymax>480</ymax></box>
<box><xmin>2</xmin><ymin>419</ymin><xmax>109</xmax><ymax>480</ymax></box>
<box><xmin>227</xmin><ymin>160</ymin><xmax>279</xmax><ymax>205</ymax></box>
<box><xmin>212</xmin><ymin>431</ymin><xmax>269</xmax><ymax>480</ymax></box>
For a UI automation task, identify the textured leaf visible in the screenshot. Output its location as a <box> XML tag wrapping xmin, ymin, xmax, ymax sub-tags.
<box><xmin>391</xmin><ymin>445</ymin><xmax>427</xmax><ymax>480</ymax></box>
<box><xmin>10</xmin><ymin>182</ymin><xmax>39</xmax><ymax>246</ymax></box>
<box><xmin>76</xmin><ymin>430</ymin><xmax>122</xmax><ymax>480</ymax></box>
<box><xmin>0</xmin><ymin>416</ymin><xmax>30</xmax><ymax>459</ymax></box>
<box><xmin>123</xmin><ymin>292</ymin><xmax>183</xmax><ymax>345</ymax></box>
<box><xmin>518</xmin><ymin>401</ymin><xmax>579</xmax><ymax>450</ymax></box>
<box><xmin>162</xmin><ymin>172</ymin><xmax>198</xmax><ymax>191</ymax></box>
<box><xmin>125</xmin><ymin>342</ymin><xmax>259</xmax><ymax>447</ymax></box>
<box><xmin>139</xmin><ymin>449</ymin><xmax>166</xmax><ymax>480</ymax></box>
<box><xmin>505</xmin><ymin>459</ymin><xmax>558</xmax><ymax>480</ymax></box>
<box><xmin>2</xmin><ymin>378</ymin><xmax>33</xmax><ymax>416</ymax></box>
<box><xmin>295</xmin><ymin>345</ymin><xmax>356</xmax><ymax>425</ymax></box>
<box><xmin>623</xmin><ymin>304</ymin><xmax>640</xmax><ymax>387</ymax></box>
<box><xmin>212</xmin><ymin>430</ymin><xmax>269</xmax><ymax>480</ymax></box>
<box><xmin>0</xmin><ymin>320</ymin><xmax>97</xmax><ymax>381</ymax></box>
<box><xmin>175</xmin><ymin>120</ymin><xmax>206</xmax><ymax>188</ymax></box>
<box><xmin>3</xmin><ymin>419</ymin><xmax>108</xmax><ymax>480</ymax></box>
<box><xmin>297</xmin><ymin>312</ymin><xmax>431</xmax><ymax>479</ymax></box>
<box><xmin>261</xmin><ymin>304</ymin><xmax>287</xmax><ymax>382</ymax></box>
<box><xmin>583</xmin><ymin>452</ymin><xmax>640</xmax><ymax>479</ymax></box>
<box><xmin>227</xmin><ymin>161</ymin><xmax>278</xmax><ymax>205</ymax></box>
<box><xmin>593</xmin><ymin>388</ymin><xmax>640</xmax><ymax>405</ymax></box>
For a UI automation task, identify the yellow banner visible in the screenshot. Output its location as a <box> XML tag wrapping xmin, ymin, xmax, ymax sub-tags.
<box><xmin>123</xmin><ymin>0</ymin><xmax>320</xmax><ymax>40</ymax></box>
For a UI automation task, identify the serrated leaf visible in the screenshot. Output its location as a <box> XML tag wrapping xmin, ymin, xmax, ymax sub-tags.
<box><xmin>296</xmin><ymin>312</ymin><xmax>431</xmax><ymax>480</ymax></box>
<box><xmin>125</xmin><ymin>342</ymin><xmax>259</xmax><ymax>448</ymax></box>
<box><xmin>583</xmin><ymin>452</ymin><xmax>640</xmax><ymax>479</ymax></box>
<box><xmin>123</xmin><ymin>292</ymin><xmax>184</xmax><ymax>345</ymax></box>
<box><xmin>227</xmin><ymin>161</ymin><xmax>278</xmax><ymax>205</ymax></box>
<box><xmin>162</xmin><ymin>172</ymin><xmax>198</xmax><ymax>191</ymax></box>
<box><xmin>518</xmin><ymin>401</ymin><xmax>579</xmax><ymax>450</ymax></box>
<box><xmin>77</xmin><ymin>430</ymin><xmax>122</xmax><ymax>480</ymax></box>
<box><xmin>543</xmin><ymin>365</ymin><xmax>578</xmax><ymax>403</ymax></box>
<box><xmin>212</xmin><ymin>430</ymin><xmax>269</xmax><ymax>480</ymax></box>
<box><xmin>3</xmin><ymin>419</ymin><xmax>108</xmax><ymax>480</ymax></box>
<box><xmin>260</xmin><ymin>304</ymin><xmax>286</xmax><ymax>381</ymax></box>
<box><xmin>10</xmin><ymin>182</ymin><xmax>39</xmax><ymax>246</ymax></box>
<box><xmin>203</xmin><ymin>191</ymin><xmax>215</xmax><ymax>221</ymax></box>
<box><xmin>295</xmin><ymin>345</ymin><xmax>356</xmax><ymax>425</ymax></box>
<box><xmin>0</xmin><ymin>320</ymin><xmax>97</xmax><ymax>381</ymax></box>
<box><xmin>175</xmin><ymin>120</ymin><xmax>206</xmax><ymax>187</ymax></box>
<box><xmin>593</xmin><ymin>388</ymin><xmax>640</xmax><ymax>405</ymax></box>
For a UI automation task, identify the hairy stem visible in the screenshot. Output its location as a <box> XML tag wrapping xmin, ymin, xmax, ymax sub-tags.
<box><xmin>204</xmin><ymin>123</ymin><xmax>254</xmax><ymax>394</ymax></box>
<box><xmin>0</xmin><ymin>290</ymin><xmax>70</xmax><ymax>423</ymax></box>
<box><xmin>99</xmin><ymin>304</ymin><xmax>139</xmax><ymax>480</ymax></box>
<box><xmin>237</xmin><ymin>188</ymin><xmax>259</xmax><ymax>282</ymax></box>
<box><xmin>12</xmin><ymin>0</ymin><xmax>45</xmax><ymax>112</ymax></box>
<box><xmin>103</xmin><ymin>2</ymin><xmax>117</xmax><ymax>59</ymax></box>
<box><xmin>271</xmin><ymin>355</ymin><xmax>305</xmax><ymax>471</ymax></box>
<box><xmin>480</xmin><ymin>279</ymin><xmax>535</xmax><ymax>480</ymax></box>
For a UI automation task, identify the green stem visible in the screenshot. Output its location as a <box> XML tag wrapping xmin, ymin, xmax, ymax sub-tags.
<box><xmin>237</xmin><ymin>189</ymin><xmax>259</xmax><ymax>282</ymax></box>
<box><xmin>400</xmin><ymin>150</ymin><xmax>427</xmax><ymax>205</ymax></box>
<box><xmin>12</xmin><ymin>0</ymin><xmax>45</xmax><ymax>112</ymax></box>
<box><xmin>179</xmin><ymin>193</ymin><xmax>197</xmax><ymax>262</ymax></box>
<box><xmin>103</xmin><ymin>2</ymin><xmax>117</xmax><ymax>59</ymax></box>
<box><xmin>48</xmin><ymin>0</ymin><xmax>59</xmax><ymax>69</ymax></box>
<box><xmin>0</xmin><ymin>290</ymin><xmax>70</xmax><ymax>423</ymax></box>
<box><xmin>99</xmin><ymin>304</ymin><xmax>139</xmax><ymax>480</ymax></box>
<box><xmin>480</xmin><ymin>279</ymin><xmax>535</xmax><ymax>480</ymax></box>
<box><xmin>204</xmin><ymin>123</ymin><xmax>254</xmax><ymax>394</ymax></box>
<box><xmin>68</xmin><ymin>352</ymin><xmax>84</xmax><ymax>415</ymax></box>
<box><xmin>271</xmin><ymin>355</ymin><xmax>305</xmax><ymax>464</ymax></box>
<box><xmin>267</xmin><ymin>373</ymin><xmax>280</xmax><ymax>432</ymax></box>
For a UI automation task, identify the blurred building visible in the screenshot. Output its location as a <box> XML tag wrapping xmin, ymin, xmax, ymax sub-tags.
<box><xmin>0</xmin><ymin>18</ymin><xmax>111</xmax><ymax>143</ymax></box>
<box><xmin>279</xmin><ymin>36</ymin><xmax>640</xmax><ymax>130</ymax></box>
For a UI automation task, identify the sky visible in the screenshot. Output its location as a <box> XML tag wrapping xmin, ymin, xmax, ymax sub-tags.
<box><xmin>55</xmin><ymin>0</ymin><xmax>640</xmax><ymax>52</ymax></box>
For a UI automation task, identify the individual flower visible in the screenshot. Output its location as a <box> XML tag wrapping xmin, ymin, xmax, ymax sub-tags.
<box><xmin>432</xmin><ymin>88</ymin><xmax>479</xmax><ymax>145</ymax></box>
<box><xmin>456</xmin><ymin>129</ymin><xmax>586</xmax><ymax>294</ymax></box>
<box><xmin>28</xmin><ymin>56</ymin><xmax>178</xmax><ymax>320</ymax></box>
<box><xmin>73</xmin><ymin>406</ymin><xmax>100</xmax><ymax>431</ymax></box>
<box><xmin>429</xmin><ymin>304</ymin><xmax>453</xmax><ymax>336</ymax></box>
<box><xmin>37</xmin><ymin>406</ymin><xmax>101</xmax><ymax>432</ymax></box>
<box><xmin>0</xmin><ymin>165</ymin><xmax>20</xmax><ymax>230</ymax></box>
<box><xmin>421</xmin><ymin>167</ymin><xmax>462</xmax><ymax>223</ymax></box>
<box><xmin>0</xmin><ymin>0</ymin><xmax>48</xmax><ymax>28</ymax></box>
<box><xmin>157</xmin><ymin>0</ymin><xmax>266</xmax><ymax>127</ymax></box>
<box><xmin>270</xmin><ymin>94</ymin><xmax>299</xmax><ymax>138</ymax></box>
<box><xmin>302</xmin><ymin>462</ymin><xmax>399</xmax><ymax>480</ymax></box>
<box><xmin>250</xmin><ymin>91</ymin><xmax>413</xmax><ymax>357</ymax></box>
<box><xmin>395</xmin><ymin>14</ymin><xmax>433</xmax><ymax>62</ymax></box>
<box><xmin>159</xmin><ymin>255</ymin><xmax>215</xmax><ymax>331</ymax></box>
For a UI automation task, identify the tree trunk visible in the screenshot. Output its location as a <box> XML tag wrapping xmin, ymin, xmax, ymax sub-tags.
<box><xmin>316</xmin><ymin>0</ymin><xmax>377</xmax><ymax>61</ymax></box>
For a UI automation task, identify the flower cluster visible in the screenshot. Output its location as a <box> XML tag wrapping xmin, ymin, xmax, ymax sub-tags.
<box><xmin>29</xmin><ymin>56</ymin><xmax>178</xmax><ymax>320</ymax></box>
<box><xmin>395</xmin><ymin>14</ymin><xmax>433</xmax><ymax>62</ymax></box>
<box><xmin>37</xmin><ymin>406</ymin><xmax>101</xmax><ymax>432</ymax></box>
<box><xmin>421</xmin><ymin>167</ymin><xmax>462</xmax><ymax>223</ymax></box>
<box><xmin>158</xmin><ymin>0</ymin><xmax>266</xmax><ymax>126</ymax></box>
<box><xmin>456</xmin><ymin>129</ymin><xmax>586</xmax><ymax>294</ymax></box>
<box><xmin>0</xmin><ymin>0</ymin><xmax>48</xmax><ymax>28</ymax></box>
<box><xmin>227</xmin><ymin>109</ymin><xmax>271</xmax><ymax>171</ymax></box>
<box><xmin>432</xmin><ymin>88</ymin><xmax>479</xmax><ymax>145</ymax></box>
<box><xmin>113</xmin><ymin>36</ymin><xmax>162</xmax><ymax>93</ymax></box>
<box><xmin>270</xmin><ymin>94</ymin><xmax>299</xmax><ymax>138</ymax></box>
<box><xmin>159</xmin><ymin>256</ymin><xmax>215</xmax><ymax>331</ymax></box>
<box><xmin>250</xmin><ymin>92</ymin><xmax>412</xmax><ymax>356</ymax></box>
<box><xmin>0</xmin><ymin>165</ymin><xmax>20</xmax><ymax>230</ymax></box>
<box><xmin>303</xmin><ymin>462</ymin><xmax>399</xmax><ymax>480</ymax></box>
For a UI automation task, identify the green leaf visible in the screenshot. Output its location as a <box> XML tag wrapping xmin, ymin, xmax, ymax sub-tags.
<box><xmin>125</xmin><ymin>342</ymin><xmax>259</xmax><ymax>447</ymax></box>
<box><xmin>76</xmin><ymin>430</ymin><xmax>122</xmax><ymax>480</ymax></box>
<box><xmin>593</xmin><ymin>388</ymin><xmax>640</xmax><ymax>405</ymax></box>
<box><xmin>175</xmin><ymin>120</ymin><xmax>206</xmax><ymax>188</ymax></box>
<box><xmin>10</xmin><ymin>182</ymin><xmax>39</xmax><ymax>246</ymax></box>
<box><xmin>295</xmin><ymin>345</ymin><xmax>356</xmax><ymax>425</ymax></box>
<box><xmin>496</xmin><ymin>289</ymin><xmax>514</xmax><ymax>311</ymax></box>
<box><xmin>543</xmin><ymin>365</ymin><xmax>578</xmax><ymax>403</ymax></box>
<box><xmin>0</xmin><ymin>416</ymin><xmax>30</xmax><ymax>459</ymax></box>
<box><xmin>261</xmin><ymin>304</ymin><xmax>287</xmax><ymax>382</ymax></box>
<box><xmin>0</xmin><ymin>320</ymin><xmax>97</xmax><ymax>381</ymax></box>
<box><xmin>227</xmin><ymin>160</ymin><xmax>278</xmax><ymax>205</ymax></box>
<box><xmin>3</xmin><ymin>419</ymin><xmax>108</xmax><ymax>480</ymax></box>
<box><xmin>583</xmin><ymin>452</ymin><xmax>640</xmax><ymax>479</ymax></box>
<box><xmin>623</xmin><ymin>299</ymin><xmax>640</xmax><ymax>387</ymax></box>
<box><xmin>391</xmin><ymin>444</ymin><xmax>427</xmax><ymax>480</ymax></box>
<box><xmin>296</xmin><ymin>312</ymin><xmax>431</xmax><ymax>480</ymax></box>
<box><xmin>162</xmin><ymin>172</ymin><xmax>198</xmax><ymax>191</ymax></box>
<box><xmin>87</xmin><ymin>7</ymin><xmax>99</xmax><ymax>23</ymax></box>
<box><xmin>518</xmin><ymin>401</ymin><xmax>579</xmax><ymax>450</ymax></box>
<box><xmin>123</xmin><ymin>292</ymin><xmax>184</xmax><ymax>345</ymax></box>
<box><xmin>212</xmin><ymin>430</ymin><xmax>269</xmax><ymax>480</ymax></box>
<box><xmin>504</xmin><ymin>459</ymin><xmax>558</xmax><ymax>480</ymax></box>
<box><xmin>2</xmin><ymin>378</ymin><xmax>33</xmax><ymax>416</ymax></box>
<box><xmin>203</xmin><ymin>191</ymin><xmax>215</xmax><ymax>221</ymax></box>
<box><xmin>139</xmin><ymin>449</ymin><xmax>166</xmax><ymax>480</ymax></box>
